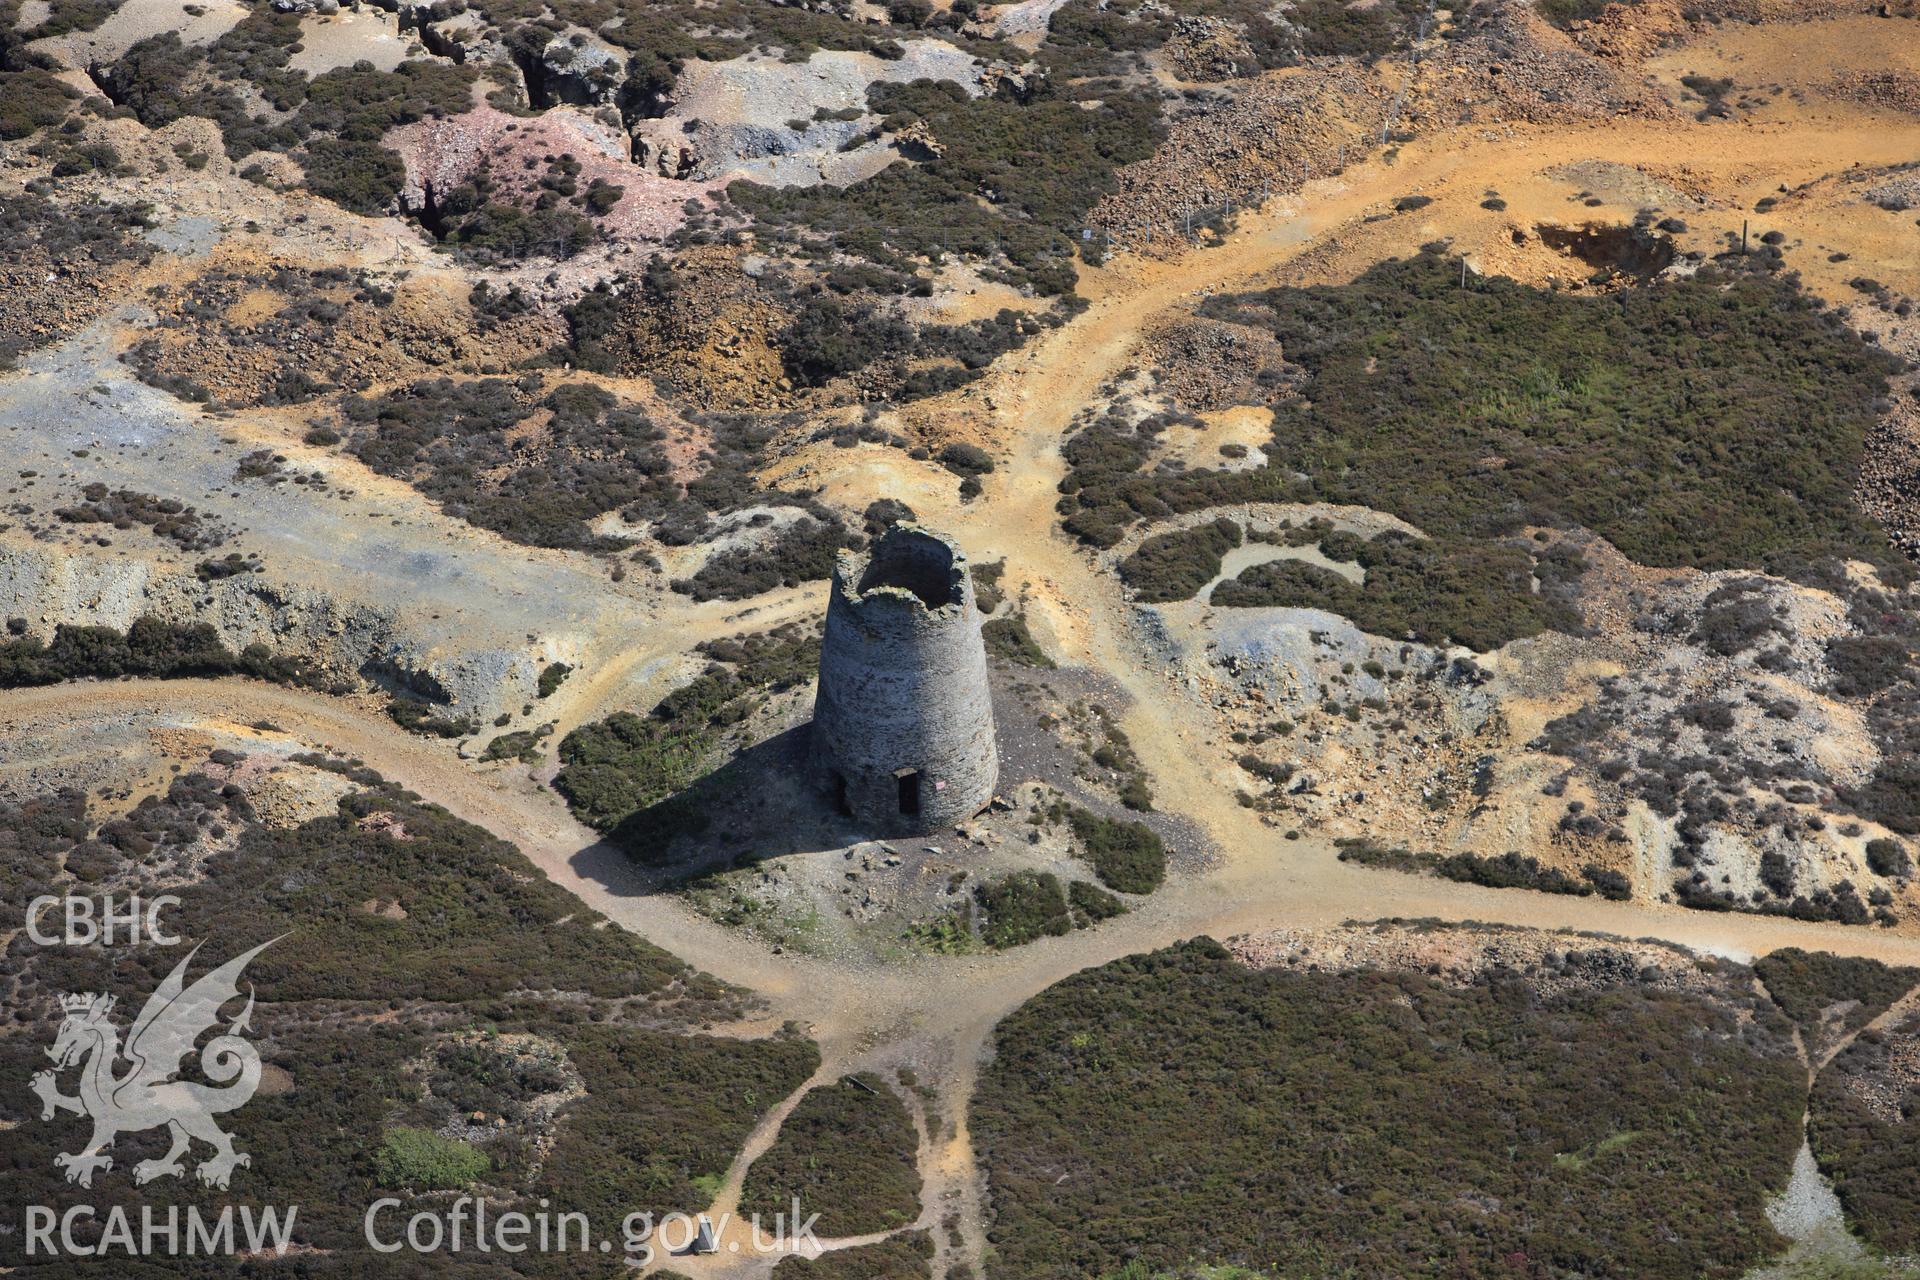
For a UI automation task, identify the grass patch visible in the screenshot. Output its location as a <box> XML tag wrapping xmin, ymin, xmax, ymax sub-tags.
<box><xmin>373</xmin><ymin>1127</ymin><xmax>489</xmax><ymax>1191</ymax></box>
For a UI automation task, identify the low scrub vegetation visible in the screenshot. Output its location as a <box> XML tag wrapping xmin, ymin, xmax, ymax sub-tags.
<box><xmin>0</xmin><ymin>764</ymin><xmax>814</xmax><ymax>1267</ymax></box>
<box><xmin>1810</xmin><ymin>1008</ymin><xmax>1920</xmax><ymax>1255</ymax></box>
<box><xmin>340</xmin><ymin>378</ymin><xmax>676</xmax><ymax>551</ymax></box>
<box><xmin>973</xmin><ymin>871</ymin><xmax>1121</xmax><ymax>948</ymax></box>
<box><xmin>1118</xmin><ymin>517</ymin><xmax>1242</xmax><ymax>603</ymax></box>
<box><xmin>739</xmin><ymin>1074</ymin><xmax>922</xmax><ymax>1236</ymax></box>
<box><xmin>0</xmin><ymin>616</ymin><xmax>340</xmax><ymax>692</ymax></box>
<box><xmin>670</xmin><ymin>513</ymin><xmax>853</xmax><ymax>601</ymax></box>
<box><xmin>387</xmin><ymin>696</ymin><xmax>478</xmax><ymax>739</ymax></box>
<box><xmin>555</xmin><ymin>626</ymin><xmax>818</xmax><ymax>847</ymax></box>
<box><xmin>973</xmin><ymin>938</ymin><xmax>1803</xmax><ymax>1279</ymax></box>
<box><xmin>1753</xmin><ymin>948</ymin><xmax>1920</xmax><ymax>1045</ymax></box>
<box><xmin>1212</xmin><ymin>529</ymin><xmax>1585</xmax><ymax>651</ymax></box>
<box><xmin>982</xmin><ymin>613</ymin><xmax>1055</xmax><ymax>667</ymax></box>
<box><xmin>1065</xmin><ymin>805</ymin><xmax>1166</xmax><ymax>893</ymax></box>
<box><xmin>1202</xmin><ymin>256</ymin><xmax>1902</xmax><ymax>574</ymax></box>
<box><xmin>1062</xmin><ymin>255</ymin><xmax>1902</xmax><ymax>651</ymax></box>
<box><xmin>772</xmin><ymin>1231</ymin><xmax>933</xmax><ymax>1279</ymax></box>
<box><xmin>1337</xmin><ymin>839</ymin><xmax>1629</xmax><ymax>899</ymax></box>
<box><xmin>734</xmin><ymin>77</ymin><xmax>1163</xmax><ymax>297</ymax></box>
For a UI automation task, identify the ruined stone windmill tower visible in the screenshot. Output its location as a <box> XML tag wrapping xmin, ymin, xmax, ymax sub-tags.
<box><xmin>812</xmin><ymin>524</ymin><xmax>998</xmax><ymax>836</ymax></box>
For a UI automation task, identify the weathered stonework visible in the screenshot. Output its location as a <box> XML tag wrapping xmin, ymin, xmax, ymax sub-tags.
<box><xmin>812</xmin><ymin>524</ymin><xmax>998</xmax><ymax>836</ymax></box>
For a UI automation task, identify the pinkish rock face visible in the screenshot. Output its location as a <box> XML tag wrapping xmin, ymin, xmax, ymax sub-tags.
<box><xmin>385</xmin><ymin>102</ymin><xmax>725</xmax><ymax>247</ymax></box>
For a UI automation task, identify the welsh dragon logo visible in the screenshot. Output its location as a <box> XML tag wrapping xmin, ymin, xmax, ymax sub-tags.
<box><xmin>30</xmin><ymin>938</ymin><xmax>280</xmax><ymax>1189</ymax></box>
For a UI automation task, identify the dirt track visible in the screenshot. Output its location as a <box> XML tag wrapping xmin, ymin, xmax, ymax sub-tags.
<box><xmin>11</xmin><ymin>28</ymin><xmax>1920</xmax><ymax>1273</ymax></box>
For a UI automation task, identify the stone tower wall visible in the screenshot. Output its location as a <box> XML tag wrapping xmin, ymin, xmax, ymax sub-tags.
<box><xmin>812</xmin><ymin>525</ymin><xmax>998</xmax><ymax>836</ymax></box>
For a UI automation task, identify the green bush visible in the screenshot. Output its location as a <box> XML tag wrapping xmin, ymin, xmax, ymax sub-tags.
<box><xmin>481</xmin><ymin>729</ymin><xmax>544</xmax><ymax>762</ymax></box>
<box><xmin>1534</xmin><ymin>0</ymin><xmax>1618</xmax><ymax>26</ymax></box>
<box><xmin>1336</xmin><ymin>839</ymin><xmax>1622</xmax><ymax>899</ymax></box>
<box><xmin>442</xmin><ymin>200</ymin><xmax>598</xmax><ymax>264</ymax></box>
<box><xmin>1292</xmin><ymin>0</ymin><xmax>1428</xmax><ymax>58</ymax></box>
<box><xmin>301</xmin><ymin>138</ymin><xmax>406</xmax><ymax>216</ymax></box>
<box><xmin>0</xmin><ymin>616</ymin><xmax>339</xmax><ymax>692</ymax></box>
<box><xmin>938</xmin><ymin>442</ymin><xmax>996</xmax><ymax>477</ymax></box>
<box><xmin>1068</xmin><ymin>878</ymin><xmax>1127</xmax><ymax>921</ymax></box>
<box><xmin>1211</xmin><ymin>528</ymin><xmax>1583</xmax><ymax>650</ymax></box>
<box><xmin>0</xmin><ymin>70</ymin><xmax>74</xmax><ymax>140</ymax></box>
<box><xmin>342</xmin><ymin>378</ymin><xmax>674</xmax><ymax>550</ymax></box>
<box><xmin>982</xmin><ymin>613</ymin><xmax>1055</xmax><ymax>667</ymax></box>
<box><xmin>537</xmin><ymin>661</ymin><xmax>573</xmax><ymax>698</ymax></box>
<box><xmin>1828</xmin><ymin>635</ymin><xmax>1912</xmax><ymax>697</ymax></box>
<box><xmin>387</xmin><ymin>697</ymin><xmax>476</xmax><ymax>739</ymax></box>
<box><xmin>1866</xmin><ymin>837</ymin><xmax>1913</xmax><ymax>878</ymax></box>
<box><xmin>734</xmin><ymin>77</ymin><xmax>1163</xmax><ymax>296</ymax></box>
<box><xmin>1118</xmin><ymin>517</ymin><xmax>1242</xmax><ymax>603</ymax></box>
<box><xmin>298</xmin><ymin>57</ymin><xmax>475</xmax><ymax>140</ymax></box>
<box><xmin>779</xmin><ymin>297</ymin><xmax>914</xmax><ymax>386</ymax></box>
<box><xmin>976</xmin><ymin>871</ymin><xmax>1072</xmax><ymax>948</ymax></box>
<box><xmin>670</xmin><ymin>515</ymin><xmax>852</xmax><ymax>601</ymax></box>
<box><xmin>1065</xmin><ymin>805</ymin><xmax>1166</xmax><ymax>893</ymax></box>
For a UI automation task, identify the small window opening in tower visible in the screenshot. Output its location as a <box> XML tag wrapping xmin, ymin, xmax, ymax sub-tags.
<box><xmin>895</xmin><ymin>768</ymin><xmax>922</xmax><ymax>817</ymax></box>
<box><xmin>830</xmin><ymin>770</ymin><xmax>852</xmax><ymax>817</ymax></box>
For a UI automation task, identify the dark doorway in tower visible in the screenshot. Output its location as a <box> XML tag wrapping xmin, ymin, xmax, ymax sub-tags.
<box><xmin>895</xmin><ymin>768</ymin><xmax>922</xmax><ymax>817</ymax></box>
<box><xmin>830</xmin><ymin>770</ymin><xmax>852</xmax><ymax>817</ymax></box>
